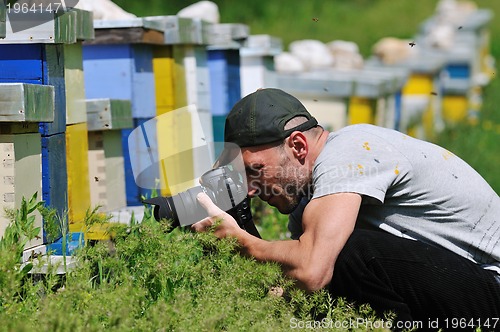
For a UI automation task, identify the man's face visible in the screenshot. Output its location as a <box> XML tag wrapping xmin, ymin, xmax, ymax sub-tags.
<box><xmin>242</xmin><ymin>143</ymin><xmax>310</xmax><ymax>214</ymax></box>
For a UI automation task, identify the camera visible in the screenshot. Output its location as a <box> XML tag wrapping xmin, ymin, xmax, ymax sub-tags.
<box><xmin>143</xmin><ymin>165</ymin><xmax>261</xmax><ymax>238</ymax></box>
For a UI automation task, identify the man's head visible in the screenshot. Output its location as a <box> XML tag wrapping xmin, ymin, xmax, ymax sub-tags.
<box><xmin>219</xmin><ymin>88</ymin><xmax>324</xmax><ymax>214</ymax></box>
<box><xmin>224</xmin><ymin>88</ymin><xmax>318</xmax><ymax>147</ymax></box>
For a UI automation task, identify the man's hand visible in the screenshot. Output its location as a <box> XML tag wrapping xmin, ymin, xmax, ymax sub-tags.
<box><xmin>191</xmin><ymin>192</ymin><xmax>243</xmax><ymax>239</ymax></box>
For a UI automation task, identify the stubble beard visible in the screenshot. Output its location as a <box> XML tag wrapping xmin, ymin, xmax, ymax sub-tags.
<box><xmin>274</xmin><ymin>154</ymin><xmax>310</xmax><ymax>214</ymax></box>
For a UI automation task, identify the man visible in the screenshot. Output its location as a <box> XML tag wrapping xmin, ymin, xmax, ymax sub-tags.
<box><xmin>192</xmin><ymin>88</ymin><xmax>500</xmax><ymax>327</ymax></box>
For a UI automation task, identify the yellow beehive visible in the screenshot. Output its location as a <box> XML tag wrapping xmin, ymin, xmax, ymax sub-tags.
<box><xmin>66</xmin><ymin>122</ymin><xmax>91</xmax><ymax>233</ymax></box>
<box><xmin>348</xmin><ymin>97</ymin><xmax>376</xmax><ymax>125</ymax></box>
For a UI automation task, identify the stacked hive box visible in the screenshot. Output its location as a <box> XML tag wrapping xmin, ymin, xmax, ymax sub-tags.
<box><xmin>0</xmin><ymin>84</ymin><xmax>54</xmax><ymax>251</ymax></box>
<box><xmin>85</xmin><ymin>99</ymin><xmax>133</xmax><ymax>239</ymax></box>
<box><xmin>418</xmin><ymin>8</ymin><xmax>494</xmax><ymax>123</ymax></box>
<box><xmin>64</xmin><ymin>9</ymin><xmax>94</xmax><ymax>233</ymax></box>
<box><xmin>348</xmin><ymin>68</ymin><xmax>407</xmax><ymax>129</ymax></box>
<box><xmin>0</xmin><ymin>9</ymin><xmax>81</xmax><ymax>246</ymax></box>
<box><xmin>366</xmin><ymin>53</ymin><xmax>446</xmax><ymax>140</ymax></box>
<box><xmin>275</xmin><ymin>68</ymin><xmax>407</xmax><ymax>133</ymax></box>
<box><xmin>275</xmin><ymin>71</ymin><xmax>354</xmax><ymax>132</ymax></box>
<box><xmin>86</xmin><ymin>99</ymin><xmax>133</xmax><ymax>212</ymax></box>
<box><xmin>207</xmin><ymin>23</ymin><xmax>249</xmax><ymax>158</ymax></box>
<box><xmin>83</xmin><ymin>18</ymin><xmax>162</xmax><ymax>206</ymax></box>
<box><xmin>144</xmin><ymin>15</ymin><xmax>214</xmax><ymax>195</ymax></box>
<box><xmin>240</xmin><ymin>34</ymin><xmax>282</xmax><ymax>97</ymax></box>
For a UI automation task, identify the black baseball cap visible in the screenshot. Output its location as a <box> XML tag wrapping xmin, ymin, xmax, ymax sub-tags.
<box><xmin>214</xmin><ymin>88</ymin><xmax>318</xmax><ymax>167</ymax></box>
<box><xmin>224</xmin><ymin>88</ymin><xmax>318</xmax><ymax>147</ymax></box>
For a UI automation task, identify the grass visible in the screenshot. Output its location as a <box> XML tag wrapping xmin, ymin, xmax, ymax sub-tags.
<box><xmin>0</xmin><ymin>194</ymin><xmax>389</xmax><ymax>331</ymax></box>
<box><xmin>1</xmin><ymin>1</ymin><xmax>498</xmax><ymax>330</ymax></box>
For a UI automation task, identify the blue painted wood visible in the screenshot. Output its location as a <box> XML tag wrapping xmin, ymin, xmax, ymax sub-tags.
<box><xmin>41</xmin><ymin>133</ymin><xmax>68</xmax><ymax>242</ymax></box>
<box><xmin>226</xmin><ymin>50</ymin><xmax>242</xmax><ymax>111</ymax></box>
<box><xmin>445</xmin><ymin>64</ymin><xmax>470</xmax><ymax>79</ymax></box>
<box><xmin>207</xmin><ymin>49</ymin><xmax>241</xmax><ymax>116</ymax></box>
<box><xmin>0</xmin><ymin>44</ymin><xmax>43</xmax><ymax>82</ymax></box>
<box><xmin>0</xmin><ymin>44</ymin><xmax>66</xmax><ymax>136</ymax></box>
<box><xmin>121</xmin><ymin>117</ymin><xmax>158</xmax><ymax>206</ymax></box>
<box><xmin>212</xmin><ymin>115</ymin><xmax>226</xmax><ymax>157</ymax></box>
<box><xmin>394</xmin><ymin>91</ymin><xmax>402</xmax><ymax>131</ymax></box>
<box><xmin>46</xmin><ymin>232</ymin><xmax>84</xmax><ymax>255</ymax></box>
<box><xmin>121</xmin><ymin>127</ymin><xmax>138</xmax><ymax>205</ymax></box>
<box><xmin>39</xmin><ymin>45</ymin><xmax>66</xmax><ymax>136</ymax></box>
<box><xmin>208</xmin><ymin>50</ymin><xmax>227</xmax><ymax>116</ymax></box>
<box><xmin>83</xmin><ymin>44</ymin><xmax>156</xmax><ymax>118</ymax></box>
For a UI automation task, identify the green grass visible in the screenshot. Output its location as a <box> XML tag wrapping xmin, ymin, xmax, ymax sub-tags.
<box><xmin>2</xmin><ymin>1</ymin><xmax>499</xmax><ymax>329</ymax></box>
<box><xmin>0</xmin><ymin>195</ymin><xmax>388</xmax><ymax>331</ymax></box>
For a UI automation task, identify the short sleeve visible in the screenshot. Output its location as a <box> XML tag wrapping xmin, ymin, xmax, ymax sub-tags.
<box><xmin>312</xmin><ymin>130</ymin><xmax>412</xmax><ymax>203</ymax></box>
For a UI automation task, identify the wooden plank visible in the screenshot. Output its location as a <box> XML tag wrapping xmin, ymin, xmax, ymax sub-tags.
<box><xmin>143</xmin><ymin>16</ymin><xmax>199</xmax><ymax>45</ymax></box>
<box><xmin>152</xmin><ymin>46</ymin><xmax>175</xmax><ymax>115</ymax></box>
<box><xmin>41</xmin><ymin>133</ymin><xmax>68</xmax><ymax>238</ymax></box>
<box><xmin>0</xmin><ymin>1</ymin><xmax>5</xmax><ymax>39</ymax></box>
<box><xmin>87</xmin><ymin>28</ymin><xmax>164</xmax><ymax>45</ymax></box>
<box><xmin>66</xmin><ymin>122</ymin><xmax>91</xmax><ymax>232</ymax></box>
<box><xmin>0</xmin><ymin>83</ymin><xmax>54</xmax><ymax>122</ymax></box>
<box><xmin>39</xmin><ymin>44</ymin><xmax>66</xmax><ymax>136</ymax></box>
<box><xmin>70</xmin><ymin>8</ymin><xmax>94</xmax><ymax>41</ymax></box>
<box><xmin>83</xmin><ymin>44</ymin><xmax>156</xmax><ymax>118</ymax></box>
<box><xmin>0</xmin><ymin>44</ymin><xmax>68</xmax><ymax>135</ymax></box>
<box><xmin>64</xmin><ymin>43</ymin><xmax>87</xmax><ymax>125</ymax></box>
<box><xmin>0</xmin><ymin>9</ymin><xmax>77</xmax><ymax>44</ymax></box>
<box><xmin>87</xmin><ymin>17</ymin><xmax>165</xmax><ymax>45</ymax></box>
<box><xmin>88</xmin><ymin>130</ymin><xmax>127</xmax><ymax>212</ymax></box>
<box><xmin>0</xmin><ymin>44</ymin><xmax>44</xmax><ymax>83</ymax></box>
<box><xmin>0</xmin><ymin>133</ymin><xmax>43</xmax><ymax>250</ymax></box>
<box><xmin>123</xmin><ymin>117</ymin><xmax>159</xmax><ymax>205</ymax></box>
<box><xmin>207</xmin><ymin>24</ymin><xmax>249</xmax><ymax>50</ymax></box>
<box><xmin>0</xmin><ymin>123</ymin><xmax>39</xmax><ymax>134</ymax></box>
<box><xmin>208</xmin><ymin>49</ymin><xmax>241</xmax><ymax>116</ymax></box>
<box><xmin>87</xmin><ymin>131</ymin><xmax>108</xmax><ymax>211</ymax></box>
<box><xmin>86</xmin><ymin>98</ymin><xmax>133</xmax><ymax>131</ymax></box>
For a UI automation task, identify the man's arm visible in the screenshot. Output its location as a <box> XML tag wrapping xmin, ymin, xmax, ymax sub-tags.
<box><xmin>193</xmin><ymin>192</ymin><xmax>361</xmax><ymax>291</ymax></box>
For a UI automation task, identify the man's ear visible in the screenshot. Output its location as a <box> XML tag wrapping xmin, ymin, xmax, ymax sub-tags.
<box><xmin>287</xmin><ymin>131</ymin><xmax>308</xmax><ymax>162</ymax></box>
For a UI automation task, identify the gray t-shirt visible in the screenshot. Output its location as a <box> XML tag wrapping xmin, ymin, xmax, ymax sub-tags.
<box><xmin>289</xmin><ymin>124</ymin><xmax>500</xmax><ymax>273</ymax></box>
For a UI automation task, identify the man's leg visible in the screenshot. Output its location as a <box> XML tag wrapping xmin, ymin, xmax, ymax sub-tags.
<box><xmin>329</xmin><ymin>229</ymin><xmax>500</xmax><ymax>330</ymax></box>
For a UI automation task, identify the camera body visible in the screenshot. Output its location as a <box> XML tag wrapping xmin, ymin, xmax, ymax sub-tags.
<box><xmin>144</xmin><ymin>166</ymin><xmax>260</xmax><ymax>238</ymax></box>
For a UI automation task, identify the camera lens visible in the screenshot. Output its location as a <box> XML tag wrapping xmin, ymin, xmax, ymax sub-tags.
<box><xmin>171</xmin><ymin>186</ymin><xmax>209</xmax><ymax>226</ymax></box>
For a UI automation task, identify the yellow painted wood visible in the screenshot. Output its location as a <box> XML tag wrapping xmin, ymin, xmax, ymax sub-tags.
<box><xmin>153</xmin><ymin>45</ymin><xmax>194</xmax><ymax>196</ymax></box>
<box><xmin>348</xmin><ymin>97</ymin><xmax>375</xmax><ymax>125</ymax></box>
<box><xmin>83</xmin><ymin>221</ymin><xmax>113</xmax><ymax>241</ymax></box>
<box><xmin>153</xmin><ymin>47</ymin><xmax>175</xmax><ymax>115</ymax></box>
<box><xmin>66</xmin><ymin>122</ymin><xmax>91</xmax><ymax>232</ymax></box>
<box><xmin>442</xmin><ymin>95</ymin><xmax>468</xmax><ymax>123</ymax></box>
<box><xmin>156</xmin><ymin>109</ymin><xmax>194</xmax><ymax>196</ymax></box>
<box><xmin>402</xmin><ymin>74</ymin><xmax>433</xmax><ymax>95</ymax></box>
<box><xmin>173</xmin><ymin>46</ymin><xmax>188</xmax><ymax>109</ymax></box>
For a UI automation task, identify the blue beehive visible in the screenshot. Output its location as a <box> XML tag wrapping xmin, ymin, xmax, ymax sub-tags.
<box><xmin>206</xmin><ymin>23</ymin><xmax>248</xmax><ymax>157</ymax></box>
<box><xmin>0</xmin><ymin>43</ymin><xmax>68</xmax><ymax>223</ymax></box>
<box><xmin>83</xmin><ymin>18</ymin><xmax>161</xmax><ymax>206</ymax></box>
